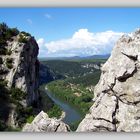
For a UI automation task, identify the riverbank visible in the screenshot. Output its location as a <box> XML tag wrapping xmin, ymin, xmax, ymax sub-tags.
<box><xmin>46</xmin><ymin>80</ymin><xmax>93</xmax><ymax>115</ymax></box>
<box><xmin>39</xmin><ymin>85</ymin><xmax>62</xmax><ymax>119</ymax></box>
<box><xmin>39</xmin><ymin>85</ymin><xmax>84</xmax><ymax>131</ymax></box>
<box><xmin>45</xmin><ymin>85</ymin><xmax>83</xmax><ymax>124</ymax></box>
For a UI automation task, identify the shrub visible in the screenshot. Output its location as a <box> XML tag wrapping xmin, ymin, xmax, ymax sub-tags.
<box><xmin>21</xmin><ymin>31</ymin><xmax>31</xmax><ymax>36</ymax></box>
<box><xmin>6</xmin><ymin>58</ymin><xmax>13</xmax><ymax>69</ymax></box>
<box><xmin>0</xmin><ymin>48</ymin><xmax>11</xmax><ymax>56</ymax></box>
<box><xmin>6</xmin><ymin>49</ymin><xmax>12</xmax><ymax>55</ymax></box>
<box><xmin>0</xmin><ymin>23</ymin><xmax>8</xmax><ymax>32</ymax></box>
<box><xmin>15</xmin><ymin>103</ymin><xmax>34</xmax><ymax>127</ymax></box>
<box><xmin>18</xmin><ymin>34</ymin><xmax>28</xmax><ymax>43</ymax></box>
<box><xmin>5</xmin><ymin>126</ymin><xmax>21</xmax><ymax>132</ymax></box>
<box><xmin>26</xmin><ymin>115</ymin><xmax>34</xmax><ymax>124</ymax></box>
<box><xmin>11</xmin><ymin>88</ymin><xmax>27</xmax><ymax>101</ymax></box>
<box><xmin>9</xmin><ymin>28</ymin><xmax>19</xmax><ymax>36</ymax></box>
<box><xmin>0</xmin><ymin>120</ymin><xmax>7</xmax><ymax>131</ymax></box>
<box><xmin>0</xmin><ymin>23</ymin><xmax>19</xmax><ymax>46</ymax></box>
<box><xmin>0</xmin><ymin>57</ymin><xmax>3</xmax><ymax>64</ymax></box>
<box><xmin>0</xmin><ymin>80</ymin><xmax>9</xmax><ymax>100</ymax></box>
<box><xmin>0</xmin><ymin>80</ymin><xmax>7</xmax><ymax>87</ymax></box>
<box><xmin>6</xmin><ymin>63</ymin><xmax>13</xmax><ymax>69</ymax></box>
<box><xmin>47</xmin><ymin>105</ymin><xmax>62</xmax><ymax>119</ymax></box>
<box><xmin>0</xmin><ymin>47</ymin><xmax>7</xmax><ymax>55</ymax></box>
<box><xmin>6</xmin><ymin>57</ymin><xmax>13</xmax><ymax>63</ymax></box>
<box><xmin>25</xmin><ymin>106</ymin><xmax>33</xmax><ymax>115</ymax></box>
<box><xmin>81</xmin><ymin>95</ymin><xmax>92</xmax><ymax>103</ymax></box>
<box><xmin>0</xmin><ymin>38</ymin><xmax>7</xmax><ymax>46</ymax></box>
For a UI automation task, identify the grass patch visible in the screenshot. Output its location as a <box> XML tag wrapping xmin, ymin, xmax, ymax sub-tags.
<box><xmin>26</xmin><ymin>115</ymin><xmax>35</xmax><ymax>124</ymax></box>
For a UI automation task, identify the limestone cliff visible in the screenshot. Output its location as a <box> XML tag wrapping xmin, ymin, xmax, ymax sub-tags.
<box><xmin>0</xmin><ymin>28</ymin><xmax>39</xmax><ymax>106</ymax></box>
<box><xmin>0</xmin><ymin>23</ymin><xmax>40</xmax><ymax>129</ymax></box>
<box><xmin>77</xmin><ymin>29</ymin><xmax>140</xmax><ymax>132</ymax></box>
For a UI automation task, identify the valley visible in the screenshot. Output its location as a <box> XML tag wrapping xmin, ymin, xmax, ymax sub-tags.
<box><xmin>39</xmin><ymin>59</ymin><xmax>106</xmax><ymax>130</ymax></box>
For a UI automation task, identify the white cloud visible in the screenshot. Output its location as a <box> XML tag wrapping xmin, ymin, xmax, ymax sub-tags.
<box><xmin>37</xmin><ymin>38</ymin><xmax>48</xmax><ymax>57</ymax></box>
<box><xmin>45</xmin><ymin>13</ymin><xmax>52</xmax><ymax>19</ymax></box>
<box><xmin>37</xmin><ymin>29</ymin><xmax>124</xmax><ymax>57</ymax></box>
<box><xmin>27</xmin><ymin>19</ymin><xmax>32</xmax><ymax>25</ymax></box>
<box><xmin>37</xmin><ymin>38</ymin><xmax>45</xmax><ymax>47</ymax></box>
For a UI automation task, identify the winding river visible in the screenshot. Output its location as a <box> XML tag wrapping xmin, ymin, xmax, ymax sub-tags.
<box><xmin>44</xmin><ymin>86</ymin><xmax>82</xmax><ymax>125</ymax></box>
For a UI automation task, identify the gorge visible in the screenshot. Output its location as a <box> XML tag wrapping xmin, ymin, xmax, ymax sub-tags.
<box><xmin>1</xmin><ymin>22</ymin><xmax>140</xmax><ymax>132</ymax></box>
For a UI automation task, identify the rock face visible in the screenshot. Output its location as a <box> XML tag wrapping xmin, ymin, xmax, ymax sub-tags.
<box><xmin>0</xmin><ymin>24</ymin><xmax>40</xmax><ymax>129</ymax></box>
<box><xmin>39</xmin><ymin>63</ymin><xmax>58</xmax><ymax>85</ymax></box>
<box><xmin>22</xmin><ymin>111</ymin><xmax>70</xmax><ymax>132</ymax></box>
<box><xmin>77</xmin><ymin>29</ymin><xmax>140</xmax><ymax>132</ymax></box>
<box><xmin>0</xmin><ymin>32</ymin><xmax>40</xmax><ymax>106</ymax></box>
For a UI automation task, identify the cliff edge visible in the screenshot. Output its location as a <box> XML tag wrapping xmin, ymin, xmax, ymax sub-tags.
<box><xmin>77</xmin><ymin>29</ymin><xmax>140</xmax><ymax>132</ymax></box>
<box><xmin>0</xmin><ymin>23</ymin><xmax>40</xmax><ymax>129</ymax></box>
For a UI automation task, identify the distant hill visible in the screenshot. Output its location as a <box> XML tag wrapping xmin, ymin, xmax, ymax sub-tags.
<box><xmin>39</xmin><ymin>54</ymin><xmax>110</xmax><ymax>61</ymax></box>
<box><xmin>39</xmin><ymin>59</ymin><xmax>105</xmax><ymax>79</ymax></box>
<box><xmin>83</xmin><ymin>54</ymin><xmax>110</xmax><ymax>59</ymax></box>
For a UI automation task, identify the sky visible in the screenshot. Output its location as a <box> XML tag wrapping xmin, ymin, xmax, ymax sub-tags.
<box><xmin>0</xmin><ymin>8</ymin><xmax>140</xmax><ymax>57</ymax></box>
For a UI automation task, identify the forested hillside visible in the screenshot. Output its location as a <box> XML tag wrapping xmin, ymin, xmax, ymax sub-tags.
<box><xmin>40</xmin><ymin>59</ymin><xmax>105</xmax><ymax>115</ymax></box>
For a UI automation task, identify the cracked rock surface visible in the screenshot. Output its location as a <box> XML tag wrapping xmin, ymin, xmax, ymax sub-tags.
<box><xmin>22</xmin><ymin>111</ymin><xmax>70</xmax><ymax>132</ymax></box>
<box><xmin>77</xmin><ymin>29</ymin><xmax>140</xmax><ymax>132</ymax></box>
<box><xmin>0</xmin><ymin>34</ymin><xmax>39</xmax><ymax>106</ymax></box>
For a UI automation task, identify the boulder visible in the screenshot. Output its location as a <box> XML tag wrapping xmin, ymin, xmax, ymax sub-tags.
<box><xmin>22</xmin><ymin>111</ymin><xmax>70</xmax><ymax>132</ymax></box>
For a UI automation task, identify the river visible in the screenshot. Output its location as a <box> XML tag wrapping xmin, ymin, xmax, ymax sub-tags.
<box><xmin>44</xmin><ymin>86</ymin><xmax>82</xmax><ymax>125</ymax></box>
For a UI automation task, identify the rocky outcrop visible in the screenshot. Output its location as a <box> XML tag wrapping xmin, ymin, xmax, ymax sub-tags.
<box><xmin>0</xmin><ymin>31</ymin><xmax>39</xmax><ymax>106</ymax></box>
<box><xmin>77</xmin><ymin>29</ymin><xmax>140</xmax><ymax>132</ymax></box>
<box><xmin>0</xmin><ymin>24</ymin><xmax>40</xmax><ymax>129</ymax></box>
<box><xmin>22</xmin><ymin>111</ymin><xmax>70</xmax><ymax>132</ymax></box>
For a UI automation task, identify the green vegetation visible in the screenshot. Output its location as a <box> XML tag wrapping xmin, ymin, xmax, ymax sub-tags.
<box><xmin>70</xmin><ymin>118</ymin><xmax>84</xmax><ymax>131</ymax></box>
<box><xmin>0</xmin><ymin>80</ymin><xmax>9</xmax><ymax>100</ymax></box>
<box><xmin>39</xmin><ymin>86</ymin><xmax>62</xmax><ymax>119</ymax></box>
<box><xmin>26</xmin><ymin>115</ymin><xmax>35</xmax><ymax>124</ymax></box>
<box><xmin>47</xmin><ymin>105</ymin><xmax>62</xmax><ymax>119</ymax></box>
<box><xmin>41</xmin><ymin>60</ymin><xmax>102</xmax><ymax>78</ymax></box>
<box><xmin>18</xmin><ymin>33</ymin><xmax>28</xmax><ymax>43</ymax></box>
<box><xmin>11</xmin><ymin>88</ymin><xmax>27</xmax><ymax>102</ymax></box>
<box><xmin>67</xmin><ymin>59</ymin><xmax>107</xmax><ymax>63</ymax></box>
<box><xmin>18</xmin><ymin>31</ymin><xmax>31</xmax><ymax>43</ymax></box>
<box><xmin>44</xmin><ymin>60</ymin><xmax>102</xmax><ymax>115</ymax></box>
<box><xmin>0</xmin><ymin>79</ymin><xmax>36</xmax><ymax>130</ymax></box>
<box><xmin>0</xmin><ymin>22</ymin><xmax>31</xmax><ymax>57</ymax></box>
<box><xmin>21</xmin><ymin>31</ymin><xmax>31</xmax><ymax>37</ymax></box>
<box><xmin>6</xmin><ymin>58</ymin><xmax>13</xmax><ymax>69</ymax></box>
<box><xmin>0</xmin><ymin>57</ymin><xmax>2</xmax><ymax>64</ymax></box>
<box><xmin>47</xmin><ymin>80</ymin><xmax>93</xmax><ymax>114</ymax></box>
<box><xmin>0</xmin><ymin>48</ymin><xmax>12</xmax><ymax>55</ymax></box>
<box><xmin>0</xmin><ymin>22</ymin><xmax>36</xmax><ymax>131</ymax></box>
<box><xmin>15</xmin><ymin>103</ymin><xmax>35</xmax><ymax>127</ymax></box>
<box><xmin>6</xmin><ymin>49</ymin><xmax>12</xmax><ymax>55</ymax></box>
<box><xmin>0</xmin><ymin>80</ymin><xmax>11</xmax><ymax>131</ymax></box>
<box><xmin>0</xmin><ymin>22</ymin><xmax>19</xmax><ymax>46</ymax></box>
<box><xmin>40</xmin><ymin>59</ymin><xmax>105</xmax><ymax>129</ymax></box>
<box><xmin>0</xmin><ymin>47</ymin><xmax>7</xmax><ymax>55</ymax></box>
<box><xmin>66</xmin><ymin>71</ymin><xmax>101</xmax><ymax>87</ymax></box>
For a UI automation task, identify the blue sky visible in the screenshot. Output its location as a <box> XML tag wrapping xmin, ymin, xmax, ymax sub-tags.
<box><xmin>0</xmin><ymin>8</ymin><xmax>140</xmax><ymax>57</ymax></box>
